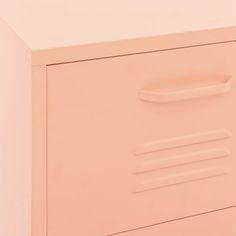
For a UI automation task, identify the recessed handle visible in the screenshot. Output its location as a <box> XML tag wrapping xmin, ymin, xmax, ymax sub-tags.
<box><xmin>139</xmin><ymin>76</ymin><xmax>232</xmax><ymax>103</ymax></box>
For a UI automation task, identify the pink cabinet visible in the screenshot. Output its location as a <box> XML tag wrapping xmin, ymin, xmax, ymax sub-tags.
<box><xmin>47</xmin><ymin>42</ymin><xmax>236</xmax><ymax>236</ymax></box>
<box><xmin>1</xmin><ymin>9</ymin><xmax>236</xmax><ymax>236</ymax></box>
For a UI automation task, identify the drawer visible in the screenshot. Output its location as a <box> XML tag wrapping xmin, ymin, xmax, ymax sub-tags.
<box><xmin>47</xmin><ymin>42</ymin><xmax>236</xmax><ymax>236</ymax></box>
<box><xmin>114</xmin><ymin>207</ymin><xmax>236</xmax><ymax>236</ymax></box>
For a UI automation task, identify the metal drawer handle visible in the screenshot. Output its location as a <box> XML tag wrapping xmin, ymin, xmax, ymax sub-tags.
<box><xmin>139</xmin><ymin>76</ymin><xmax>232</xmax><ymax>103</ymax></box>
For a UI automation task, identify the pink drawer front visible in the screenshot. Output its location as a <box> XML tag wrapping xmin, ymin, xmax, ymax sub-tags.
<box><xmin>47</xmin><ymin>42</ymin><xmax>236</xmax><ymax>236</ymax></box>
<box><xmin>113</xmin><ymin>207</ymin><xmax>236</xmax><ymax>236</ymax></box>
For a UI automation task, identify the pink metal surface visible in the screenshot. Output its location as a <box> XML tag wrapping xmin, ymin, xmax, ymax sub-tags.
<box><xmin>0</xmin><ymin>18</ymin><xmax>31</xmax><ymax>236</ymax></box>
<box><xmin>116</xmin><ymin>207</ymin><xmax>236</xmax><ymax>236</ymax></box>
<box><xmin>1</xmin><ymin>3</ymin><xmax>236</xmax><ymax>236</ymax></box>
<box><xmin>47</xmin><ymin>42</ymin><xmax>236</xmax><ymax>236</ymax></box>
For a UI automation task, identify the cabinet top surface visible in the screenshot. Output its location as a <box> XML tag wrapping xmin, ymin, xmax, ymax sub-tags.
<box><xmin>1</xmin><ymin>0</ymin><xmax>236</xmax><ymax>51</ymax></box>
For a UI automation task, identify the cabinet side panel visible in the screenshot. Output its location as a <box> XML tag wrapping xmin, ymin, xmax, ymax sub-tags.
<box><xmin>32</xmin><ymin>65</ymin><xmax>47</xmax><ymax>236</ymax></box>
<box><xmin>0</xmin><ymin>19</ymin><xmax>31</xmax><ymax>236</ymax></box>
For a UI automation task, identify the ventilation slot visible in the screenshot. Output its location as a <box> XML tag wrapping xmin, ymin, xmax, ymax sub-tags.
<box><xmin>134</xmin><ymin>168</ymin><xmax>228</xmax><ymax>193</ymax></box>
<box><xmin>135</xmin><ymin>149</ymin><xmax>230</xmax><ymax>174</ymax></box>
<box><xmin>134</xmin><ymin>130</ymin><xmax>231</xmax><ymax>155</ymax></box>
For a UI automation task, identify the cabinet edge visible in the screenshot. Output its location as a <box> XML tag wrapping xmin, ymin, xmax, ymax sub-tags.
<box><xmin>32</xmin><ymin>65</ymin><xmax>47</xmax><ymax>236</ymax></box>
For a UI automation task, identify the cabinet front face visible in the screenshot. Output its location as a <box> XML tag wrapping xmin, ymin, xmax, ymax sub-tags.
<box><xmin>47</xmin><ymin>42</ymin><xmax>236</xmax><ymax>236</ymax></box>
